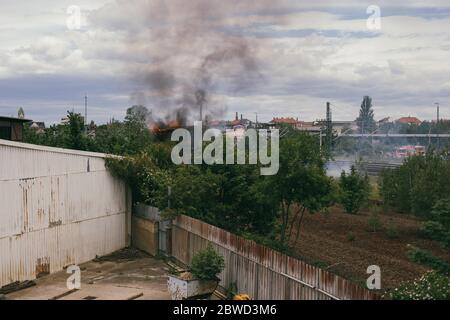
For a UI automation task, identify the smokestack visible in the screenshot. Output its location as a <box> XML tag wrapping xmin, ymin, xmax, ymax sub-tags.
<box><xmin>236</xmin><ymin>112</ymin><xmax>238</xmax><ymax>121</ymax></box>
<box><xmin>241</xmin><ymin>114</ymin><xmax>243</xmax><ymax>121</ymax></box>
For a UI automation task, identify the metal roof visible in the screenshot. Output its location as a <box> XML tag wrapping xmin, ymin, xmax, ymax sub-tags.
<box><xmin>0</xmin><ymin>116</ymin><xmax>32</xmax><ymax>123</ymax></box>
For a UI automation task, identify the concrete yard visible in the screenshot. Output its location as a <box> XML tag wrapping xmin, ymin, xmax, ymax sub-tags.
<box><xmin>4</xmin><ymin>248</ymin><xmax>172</xmax><ymax>300</ymax></box>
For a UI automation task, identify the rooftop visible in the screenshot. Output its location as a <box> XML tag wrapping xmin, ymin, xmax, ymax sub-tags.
<box><xmin>397</xmin><ymin>116</ymin><xmax>421</xmax><ymax>124</ymax></box>
<box><xmin>0</xmin><ymin>116</ymin><xmax>32</xmax><ymax>123</ymax></box>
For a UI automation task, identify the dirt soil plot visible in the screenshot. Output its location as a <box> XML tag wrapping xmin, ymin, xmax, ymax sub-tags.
<box><xmin>291</xmin><ymin>206</ymin><xmax>450</xmax><ymax>289</ymax></box>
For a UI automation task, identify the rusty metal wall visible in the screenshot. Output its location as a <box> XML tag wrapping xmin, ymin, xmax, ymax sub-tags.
<box><xmin>0</xmin><ymin>140</ymin><xmax>129</xmax><ymax>287</ymax></box>
<box><xmin>172</xmin><ymin>215</ymin><xmax>380</xmax><ymax>300</ymax></box>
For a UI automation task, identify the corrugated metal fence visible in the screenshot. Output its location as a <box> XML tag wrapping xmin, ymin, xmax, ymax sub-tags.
<box><xmin>0</xmin><ymin>140</ymin><xmax>131</xmax><ymax>287</ymax></box>
<box><xmin>172</xmin><ymin>215</ymin><xmax>380</xmax><ymax>300</ymax></box>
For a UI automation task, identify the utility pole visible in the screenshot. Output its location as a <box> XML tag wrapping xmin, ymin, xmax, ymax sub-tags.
<box><xmin>84</xmin><ymin>94</ymin><xmax>88</xmax><ymax>133</ymax></box>
<box><xmin>255</xmin><ymin>112</ymin><xmax>258</xmax><ymax>129</ymax></box>
<box><xmin>435</xmin><ymin>102</ymin><xmax>440</xmax><ymax>150</ymax></box>
<box><xmin>326</xmin><ymin>102</ymin><xmax>333</xmax><ymax>152</ymax></box>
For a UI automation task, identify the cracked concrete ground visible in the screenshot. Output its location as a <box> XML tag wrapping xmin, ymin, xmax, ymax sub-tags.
<box><xmin>5</xmin><ymin>249</ymin><xmax>172</xmax><ymax>300</ymax></box>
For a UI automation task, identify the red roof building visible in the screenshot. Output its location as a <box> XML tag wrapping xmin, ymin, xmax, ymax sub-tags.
<box><xmin>270</xmin><ymin>117</ymin><xmax>300</xmax><ymax>125</ymax></box>
<box><xmin>396</xmin><ymin>117</ymin><xmax>422</xmax><ymax>125</ymax></box>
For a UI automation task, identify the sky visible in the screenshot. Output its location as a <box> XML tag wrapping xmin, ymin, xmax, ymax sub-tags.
<box><xmin>0</xmin><ymin>0</ymin><xmax>449</xmax><ymax>124</ymax></box>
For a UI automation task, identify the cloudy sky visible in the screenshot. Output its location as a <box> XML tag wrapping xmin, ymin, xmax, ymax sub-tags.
<box><xmin>0</xmin><ymin>0</ymin><xmax>449</xmax><ymax>124</ymax></box>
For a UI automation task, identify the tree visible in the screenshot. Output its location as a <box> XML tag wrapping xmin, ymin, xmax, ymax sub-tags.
<box><xmin>65</xmin><ymin>111</ymin><xmax>86</xmax><ymax>150</ymax></box>
<box><xmin>380</xmin><ymin>153</ymin><xmax>450</xmax><ymax>217</ymax></box>
<box><xmin>126</xmin><ymin>105</ymin><xmax>152</xmax><ymax>124</ymax></box>
<box><xmin>339</xmin><ymin>166</ymin><xmax>370</xmax><ymax>214</ymax></box>
<box><xmin>263</xmin><ymin>131</ymin><xmax>333</xmax><ymax>246</ymax></box>
<box><xmin>356</xmin><ymin>96</ymin><xmax>376</xmax><ymax>134</ymax></box>
<box><xmin>91</xmin><ymin>106</ymin><xmax>154</xmax><ymax>155</ymax></box>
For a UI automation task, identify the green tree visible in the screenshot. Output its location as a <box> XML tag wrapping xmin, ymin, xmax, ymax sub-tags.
<box><xmin>65</xmin><ymin>111</ymin><xmax>86</xmax><ymax>150</ymax></box>
<box><xmin>380</xmin><ymin>153</ymin><xmax>450</xmax><ymax>217</ymax></box>
<box><xmin>106</xmin><ymin>152</ymin><xmax>170</xmax><ymax>208</ymax></box>
<box><xmin>263</xmin><ymin>131</ymin><xmax>333</xmax><ymax>246</ymax></box>
<box><xmin>339</xmin><ymin>166</ymin><xmax>371</xmax><ymax>214</ymax></box>
<box><xmin>126</xmin><ymin>105</ymin><xmax>151</xmax><ymax>124</ymax></box>
<box><xmin>356</xmin><ymin>96</ymin><xmax>376</xmax><ymax>134</ymax></box>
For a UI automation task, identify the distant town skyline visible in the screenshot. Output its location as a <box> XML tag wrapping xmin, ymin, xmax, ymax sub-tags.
<box><xmin>1</xmin><ymin>1</ymin><xmax>449</xmax><ymax>125</ymax></box>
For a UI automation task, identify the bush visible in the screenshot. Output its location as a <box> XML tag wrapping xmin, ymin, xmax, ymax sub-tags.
<box><xmin>346</xmin><ymin>232</ymin><xmax>356</xmax><ymax>242</ymax></box>
<box><xmin>190</xmin><ymin>245</ymin><xmax>225</xmax><ymax>280</ymax></box>
<box><xmin>380</xmin><ymin>154</ymin><xmax>450</xmax><ymax>217</ymax></box>
<box><xmin>421</xmin><ymin>221</ymin><xmax>447</xmax><ymax>239</ymax></box>
<box><xmin>106</xmin><ymin>153</ymin><xmax>170</xmax><ymax>208</ymax></box>
<box><xmin>339</xmin><ymin>166</ymin><xmax>370</xmax><ymax>214</ymax></box>
<box><xmin>431</xmin><ymin>198</ymin><xmax>450</xmax><ymax>228</ymax></box>
<box><xmin>387</xmin><ymin>271</ymin><xmax>450</xmax><ymax>300</ymax></box>
<box><xmin>385</xmin><ymin>221</ymin><xmax>400</xmax><ymax>239</ymax></box>
<box><xmin>420</xmin><ymin>199</ymin><xmax>450</xmax><ymax>248</ymax></box>
<box><xmin>367</xmin><ymin>213</ymin><xmax>383</xmax><ymax>233</ymax></box>
<box><xmin>407</xmin><ymin>245</ymin><xmax>450</xmax><ymax>275</ymax></box>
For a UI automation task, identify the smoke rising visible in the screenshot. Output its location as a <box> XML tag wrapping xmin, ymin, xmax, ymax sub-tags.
<box><xmin>92</xmin><ymin>0</ymin><xmax>286</xmax><ymax>125</ymax></box>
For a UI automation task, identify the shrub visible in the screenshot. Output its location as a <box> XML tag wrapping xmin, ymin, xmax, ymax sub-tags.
<box><xmin>339</xmin><ymin>166</ymin><xmax>371</xmax><ymax>214</ymax></box>
<box><xmin>367</xmin><ymin>213</ymin><xmax>383</xmax><ymax>233</ymax></box>
<box><xmin>387</xmin><ymin>271</ymin><xmax>450</xmax><ymax>300</ymax></box>
<box><xmin>385</xmin><ymin>221</ymin><xmax>400</xmax><ymax>239</ymax></box>
<box><xmin>421</xmin><ymin>199</ymin><xmax>450</xmax><ymax>248</ymax></box>
<box><xmin>346</xmin><ymin>232</ymin><xmax>356</xmax><ymax>242</ymax></box>
<box><xmin>407</xmin><ymin>245</ymin><xmax>450</xmax><ymax>275</ymax></box>
<box><xmin>379</xmin><ymin>154</ymin><xmax>450</xmax><ymax>217</ymax></box>
<box><xmin>190</xmin><ymin>245</ymin><xmax>225</xmax><ymax>280</ymax></box>
<box><xmin>431</xmin><ymin>198</ymin><xmax>450</xmax><ymax>229</ymax></box>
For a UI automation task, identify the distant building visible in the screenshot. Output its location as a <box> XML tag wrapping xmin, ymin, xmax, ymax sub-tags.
<box><xmin>0</xmin><ymin>116</ymin><xmax>32</xmax><ymax>142</ymax></box>
<box><xmin>378</xmin><ymin>117</ymin><xmax>391</xmax><ymax>125</ymax></box>
<box><xmin>270</xmin><ymin>117</ymin><xmax>300</xmax><ymax>127</ymax></box>
<box><xmin>30</xmin><ymin>121</ymin><xmax>46</xmax><ymax>134</ymax></box>
<box><xmin>230</xmin><ymin>112</ymin><xmax>252</xmax><ymax>129</ymax></box>
<box><xmin>296</xmin><ymin>121</ymin><xmax>322</xmax><ymax>133</ymax></box>
<box><xmin>269</xmin><ymin>117</ymin><xmax>312</xmax><ymax>132</ymax></box>
<box><xmin>396</xmin><ymin>116</ymin><xmax>421</xmax><ymax>125</ymax></box>
<box><xmin>332</xmin><ymin>121</ymin><xmax>358</xmax><ymax>135</ymax></box>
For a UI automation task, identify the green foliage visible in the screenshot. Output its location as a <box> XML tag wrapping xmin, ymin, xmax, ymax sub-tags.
<box><xmin>407</xmin><ymin>245</ymin><xmax>450</xmax><ymax>275</ymax></box>
<box><xmin>356</xmin><ymin>96</ymin><xmax>376</xmax><ymax>134</ymax></box>
<box><xmin>367</xmin><ymin>213</ymin><xmax>383</xmax><ymax>233</ymax></box>
<box><xmin>92</xmin><ymin>108</ymin><xmax>153</xmax><ymax>155</ymax></box>
<box><xmin>419</xmin><ymin>199</ymin><xmax>450</xmax><ymax>249</ymax></box>
<box><xmin>421</xmin><ymin>220</ymin><xmax>447</xmax><ymax>238</ymax></box>
<box><xmin>387</xmin><ymin>271</ymin><xmax>450</xmax><ymax>300</ymax></box>
<box><xmin>380</xmin><ymin>153</ymin><xmax>450</xmax><ymax>217</ymax></box>
<box><xmin>106</xmin><ymin>129</ymin><xmax>333</xmax><ymax>248</ymax></box>
<box><xmin>23</xmin><ymin>108</ymin><xmax>154</xmax><ymax>156</ymax></box>
<box><xmin>385</xmin><ymin>221</ymin><xmax>400</xmax><ymax>239</ymax></box>
<box><xmin>105</xmin><ymin>152</ymin><xmax>170</xmax><ymax>208</ymax></box>
<box><xmin>262</xmin><ymin>131</ymin><xmax>333</xmax><ymax>245</ymax></box>
<box><xmin>431</xmin><ymin>198</ymin><xmax>450</xmax><ymax>229</ymax></box>
<box><xmin>190</xmin><ymin>245</ymin><xmax>225</xmax><ymax>280</ymax></box>
<box><xmin>24</xmin><ymin>111</ymin><xmax>90</xmax><ymax>151</ymax></box>
<box><xmin>339</xmin><ymin>166</ymin><xmax>370</xmax><ymax>214</ymax></box>
<box><xmin>346</xmin><ymin>232</ymin><xmax>356</xmax><ymax>242</ymax></box>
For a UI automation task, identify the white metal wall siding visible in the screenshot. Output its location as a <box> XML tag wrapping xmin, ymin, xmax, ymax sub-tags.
<box><xmin>0</xmin><ymin>140</ymin><xmax>128</xmax><ymax>287</ymax></box>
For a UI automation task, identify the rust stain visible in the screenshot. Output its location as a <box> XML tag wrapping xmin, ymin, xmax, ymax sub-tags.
<box><xmin>49</xmin><ymin>220</ymin><xmax>62</xmax><ymax>228</ymax></box>
<box><xmin>173</xmin><ymin>215</ymin><xmax>381</xmax><ymax>300</ymax></box>
<box><xmin>22</xmin><ymin>182</ymin><xmax>29</xmax><ymax>233</ymax></box>
<box><xmin>35</xmin><ymin>257</ymin><xmax>50</xmax><ymax>278</ymax></box>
